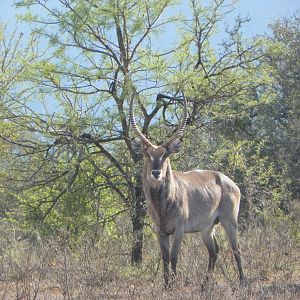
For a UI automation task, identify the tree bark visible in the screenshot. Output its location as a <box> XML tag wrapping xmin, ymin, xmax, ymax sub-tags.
<box><xmin>131</xmin><ymin>173</ymin><xmax>147</xmax><ymax>265</ymax></box>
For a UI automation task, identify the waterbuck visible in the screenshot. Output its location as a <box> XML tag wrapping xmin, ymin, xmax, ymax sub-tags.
<box><xmin>129</xmin><ymin>95</ymin><xmax>245</xmax><ymax>287</ymax></box>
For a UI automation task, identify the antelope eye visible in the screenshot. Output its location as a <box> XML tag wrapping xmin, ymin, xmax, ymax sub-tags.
<box><xmin>161</xmin><ymin>152</ymin><xmax>167</xmax><ymax>160</ymax></box>
<box><xmin>146</xmin><ymin>152</ymin><xmax>154</xmax><ymax>161</ymax></box>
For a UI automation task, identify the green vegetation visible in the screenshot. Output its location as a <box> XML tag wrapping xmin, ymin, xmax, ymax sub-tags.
<box><xmin>0</xmin><ymin>1</ymin><xmax>299</xmax><ymax>298</ymax></box>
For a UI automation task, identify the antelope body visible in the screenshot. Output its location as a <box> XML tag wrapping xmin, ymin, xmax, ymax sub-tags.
<box><xmin>130</xmin><ymin>96</ymin><xmax>245</xmax><ymax>287</ymax></box>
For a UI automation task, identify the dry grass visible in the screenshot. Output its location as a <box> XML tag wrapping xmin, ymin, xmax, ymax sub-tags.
<box><xmin>0</xmin><ymin>220</ymin><xmax>299</xmax><ymax>299</ymax></box>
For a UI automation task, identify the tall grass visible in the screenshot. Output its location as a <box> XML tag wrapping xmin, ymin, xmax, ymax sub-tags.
<box><xmin>0</xmin><ymin>218</ymin><xmax>299</xmax><ymax>299</ymax></box>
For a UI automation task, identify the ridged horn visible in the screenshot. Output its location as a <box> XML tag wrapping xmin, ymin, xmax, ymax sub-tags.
<box><xmin>129</xmin><ymin>95</ymin><xmax>153</xmax><ymax>147</ymax></box>
<box><xmin>162</xmin><ymin>95</ymin><xmax>188</xmax><ymax>147</ymax></box>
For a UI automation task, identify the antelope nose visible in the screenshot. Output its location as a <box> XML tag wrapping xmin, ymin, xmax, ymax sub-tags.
<box><xmin>151</xmin><ymin>170</ymin><xmax>161</xmax><ymax>178</ymax></box>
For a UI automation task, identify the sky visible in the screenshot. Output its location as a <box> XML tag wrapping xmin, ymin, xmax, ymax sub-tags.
<box><xmin>0</xmin><ymin>0</ymin><xmax>300</xmax><ymax>37</ymax></box>
<box><xmin>233</xmin><ymin>0</ymin><xmax>300</xmax><ymax>36</ymax></box>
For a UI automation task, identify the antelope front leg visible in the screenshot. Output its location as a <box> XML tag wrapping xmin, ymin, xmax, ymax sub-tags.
<box><xmin>158</xmin><ymin>233</ymin><xmax>170</xmax><ymax>288</ymax></box>
<box><xmin>170</xmin><ymin>231</ymin><xmax>183</xmax><ymax>280</ymax></box>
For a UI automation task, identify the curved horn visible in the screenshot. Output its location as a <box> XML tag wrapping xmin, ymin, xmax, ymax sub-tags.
<box><xmin>129</xmin><ymin>95</ymin><xmax>153</xmax><ymax>147</ymax></box>
<box><xmin>162</xmin><ymin>95</ymin><xmax>188</xmax><ymax>147</ymax></box>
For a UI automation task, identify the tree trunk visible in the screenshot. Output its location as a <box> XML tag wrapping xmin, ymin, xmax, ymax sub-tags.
<box><xmin>131</xmin><ymin>174</ymin><xmax>147</xmax><ymax>265</ymax></box>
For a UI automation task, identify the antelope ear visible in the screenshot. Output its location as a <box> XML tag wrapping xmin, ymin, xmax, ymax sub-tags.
<box><xmin>131</xmin><ymin>137</ymin><xmax>146</xmax><ymax>154</ymax></box>
<box><xmin>167</xmin><ymin>139</ymin><xmax>183</xmax><ymax>154</ymax></box>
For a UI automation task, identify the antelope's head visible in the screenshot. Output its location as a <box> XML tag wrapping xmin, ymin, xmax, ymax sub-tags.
<box><xmin>129</xmin><ymin>95</ymin><xmax>188</xmax><ymax>182</ymax></box>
